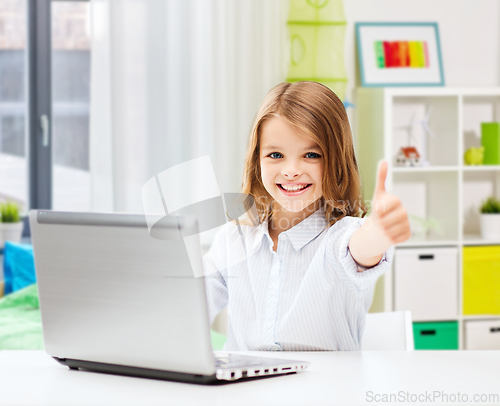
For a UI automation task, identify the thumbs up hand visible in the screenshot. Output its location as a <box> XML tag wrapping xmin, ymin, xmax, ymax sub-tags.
<box><xmin>368</xmin><ymin>160</ymin><xmax>411</xmax><ymax>248</ymax></box>
<box><xmin>348</xmin><ymin>161</ymin><xmax>411</xmax><ymax>268</ymax></box>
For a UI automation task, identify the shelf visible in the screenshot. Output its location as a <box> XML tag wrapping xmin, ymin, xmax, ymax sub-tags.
<box><xmin>393</xmin><ymin>166</ymin><xmax>458</xmax><ymax>173</ymax></box>
<box><xmin>397</xmin><ymin>315</ymin><xmax>500</xmax><ymax>322</ymax></box>
<box><xmin>397</xmin><ymin>238</ymin><xmax>458</xmax><ymax>248</ymax></box>
<box><xmin>393</xmin><ymin>171</ymin><xmax>459</xmax><ymax>242</ymax></box>
<box><xmin>393</xmin><ymin>165</ymin><xmax>500</xmax><ymax>172</ymax></box>
<box><xmin>392</xmin><ymin>95</ymin><xmax>459</xmax><ymax>167</ymax></box>
<box><xmin>462</xmin><ymin>171</ymin><xmax>500</xmax><ymax>237</ymax></box>
<box><xmin>462</xmin><ymin>235</ymin><xmax>500</xmax><ymax>246</ymax></box>
<box><xmin>462</xmin><ymin>165</ymin><xmax>500</xmax><ymax>171</ymax></box>
<box><xmin>356</xmin><ymin>87</ymin><xmax>500</xmax><ymax>349</ymax></box>
<box><xmin>358</xmin><ymin>87</ymin><xmax>500</xmax><ymax>97</ymax></box>
<box><xmin>461</xmin><ymin>315</ymin><xmax>500</xmax><ymax>320</ymax></box>
<box><xmin>398</xmin><ymin>235</ymin><xmax>500</xmax><ymax>246</ymax></box>
<box><xmin>462</xmin><ymin>95</ymin><xmax>500</xmax><ymax>156</ymax></box>
<box><xmin>413</xmin><ymin>317</ymin><xmax>460</xmax><ymax>322</ymax></box>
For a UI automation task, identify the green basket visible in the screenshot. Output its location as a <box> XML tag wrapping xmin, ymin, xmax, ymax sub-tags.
<box><xmin>287</xmin><ymin>23</ymin><xmax>346</xmax><ymax>79</ymax></box>
<box><xmin>413</xmin><ymin>321</ymin><xmax>459</xmax><ymax>350</ymax></box>
<box><xmin>286</xmin><ymin>23</ymin><xmax>347</xmax><ymax>100</ymax></box>
<box><xmin>288</xmin><ymin>0</ymin><xmax>346</xmax><ymax>23</ymax></box>
<box><xmin>286</xmin><ymin>0</ymin><xmax>347</xmax><ymax>100</ymax></box>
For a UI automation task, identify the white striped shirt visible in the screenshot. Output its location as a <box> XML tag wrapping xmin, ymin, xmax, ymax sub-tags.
<box><xmin>202</xmin><ymin>205</ymin><xmax>395</xmax><ymax>351</ymax></box>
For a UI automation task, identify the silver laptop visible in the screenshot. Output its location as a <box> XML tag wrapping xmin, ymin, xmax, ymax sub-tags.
<box><xmin>29</xmin><ymin>210</ymin><xmax>310</xmax><ymax>384</ymax></box>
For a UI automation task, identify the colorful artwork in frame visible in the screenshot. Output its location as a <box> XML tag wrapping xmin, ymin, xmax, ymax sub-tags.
<box><xmin>356</xmin><ymin>23</ymin><xmax>445</xmax><ymax>87</ymax></box>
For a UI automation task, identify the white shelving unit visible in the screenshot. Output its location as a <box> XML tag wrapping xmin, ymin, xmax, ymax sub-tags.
<box><xmin>355</xmin><ymin>87</ymin><xmax>500</xmax><ymax>350</ymax></box>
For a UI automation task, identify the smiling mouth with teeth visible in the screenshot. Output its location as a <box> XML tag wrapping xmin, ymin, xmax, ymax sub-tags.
<box><xmin>278</xmin><ymin>184</ymin><xmax>312</xmax><ymax>192</ymax></box>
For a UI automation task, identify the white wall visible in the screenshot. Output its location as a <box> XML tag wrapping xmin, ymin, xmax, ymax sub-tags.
<box><xmin>344</xmin><ymin>0</ymin><xmax>500</xmax><ymax>101</ymax></box>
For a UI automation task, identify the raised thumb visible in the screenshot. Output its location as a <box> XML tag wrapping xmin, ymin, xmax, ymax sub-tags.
<box><xmin>374</xmin><ymin>160</ymin><xmax>388</xmax><ymax>196</ymax></box>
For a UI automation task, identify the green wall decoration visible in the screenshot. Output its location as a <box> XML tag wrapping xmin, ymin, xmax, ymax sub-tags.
<box><xmin>286</xmin><ymin>0</ymin><xmax>347</xmax><ymax>100</ymax></box>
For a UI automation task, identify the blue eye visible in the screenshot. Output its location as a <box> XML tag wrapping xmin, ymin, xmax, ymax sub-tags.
<box><xmin>305</xmin><ymin>152</ymin><xmax>321</xmax><ymax>159</ymax></box>
<box><xmin>268</xmin><ymin>152</ymin><xmax>283</xmax><ymax>159</ymax></box>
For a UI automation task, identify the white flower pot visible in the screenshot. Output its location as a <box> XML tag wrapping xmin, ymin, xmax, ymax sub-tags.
<box><xmin>479</xmin><ymin>213</ymin><xmax>500</xmax><ymax>240</ymax></box>
<box><xmin>0</xmin><ymin>222</ymin><xmax>23</xmax><ymax>248</ymax></box>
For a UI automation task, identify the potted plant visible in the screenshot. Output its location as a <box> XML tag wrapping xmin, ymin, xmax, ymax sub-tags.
<box><xmin>0</xmin><ymin>201</ymin><xmax>23</xmax><ymax>248</ymax></box>
<box><xmin>479</xmin><ymin>196</ymin><xmax>500</xmax><ymax>240</ymax></box>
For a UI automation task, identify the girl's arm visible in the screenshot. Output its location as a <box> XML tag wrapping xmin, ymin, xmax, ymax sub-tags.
<box><xmin>348</xmin><ymin>161</ymin><xmax>411</xmax><ymax>268</ymax></box>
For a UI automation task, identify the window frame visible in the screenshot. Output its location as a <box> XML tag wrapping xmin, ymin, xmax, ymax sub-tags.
<box><xmin>27</xmin><ymin>0</ymin><xmax>51</xmax><ymax>210</ymax></box>
<box><xmin>26</xmin><ymin>0</ymin><xmax>90</xmax><ymax>211</ymax></box>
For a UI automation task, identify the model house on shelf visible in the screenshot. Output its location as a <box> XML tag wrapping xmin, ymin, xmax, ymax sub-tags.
<box><xmin>395</xmin><ymin>146</ymin><xmax>421</xmax><ymax>166</ymax></box>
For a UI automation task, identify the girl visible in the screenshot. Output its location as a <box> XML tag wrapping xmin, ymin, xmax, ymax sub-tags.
<box><xmin>203</xmin><ymin>81</ymin><xmax>411</xmax><ymax>351</ymax></box>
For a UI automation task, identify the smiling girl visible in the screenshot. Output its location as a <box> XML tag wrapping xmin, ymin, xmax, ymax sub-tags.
<box><xmin>203</xmin><ymin>81</ymin><xmax>411</xmax><ymax>351</ymax></box>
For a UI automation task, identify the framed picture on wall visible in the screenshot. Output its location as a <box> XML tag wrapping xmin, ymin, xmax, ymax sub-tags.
<box><xmin>355</xmin><ymin>22</ymin><xmax>445</xmax><ymax>87</ymax></box>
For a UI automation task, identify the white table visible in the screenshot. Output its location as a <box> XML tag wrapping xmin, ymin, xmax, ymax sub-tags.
<box><xmin>1</xmin><ymin>350</ymin><xmax>499</xmax><ymax>406</ymax></box>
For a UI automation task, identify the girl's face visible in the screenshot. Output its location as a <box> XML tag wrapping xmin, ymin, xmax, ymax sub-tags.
<box><xmin>259</xmin><ymin>116</ymin><xmax>324</xmax><ymax>213</ymax></box>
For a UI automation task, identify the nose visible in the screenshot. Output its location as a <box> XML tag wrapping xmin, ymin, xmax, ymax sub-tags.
<box><xmin>282</xmin><ymin>160</ymin><xmax>301</xmax><ymax>178</ymax></box>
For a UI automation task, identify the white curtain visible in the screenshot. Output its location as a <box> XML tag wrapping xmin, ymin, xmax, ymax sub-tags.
<box><xmin>89</xmin><ymin>0</ymin><xmax>287</xmax><ymax>213</ymax></box>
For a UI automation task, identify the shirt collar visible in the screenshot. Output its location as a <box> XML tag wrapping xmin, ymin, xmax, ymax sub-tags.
<box><xmin>252</xmin><ymin>204</ymin><xmax>329</xmax><ymax>252</ymax></box>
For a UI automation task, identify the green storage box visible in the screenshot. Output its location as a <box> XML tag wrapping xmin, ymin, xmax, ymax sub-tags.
<box><xmin>481</xmin><ymin>122</ymin><xmax>500</xmax><ymax>165</ymax></box>
<box><xmin>413</xmin><ymin>321</ymin><xmax>459</xmax><ymax>350</ymax></box>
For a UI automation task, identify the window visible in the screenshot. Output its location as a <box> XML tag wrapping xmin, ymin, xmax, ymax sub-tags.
<box><xmin>51</xmin><ymin>1</ymin><xmax>91</xmax><ymax>211</ymax></box>
<box><xmin>0</xmin><ymin>0</ymin><xmax>28</xmax><ymax>211</ymax></box>
<box><xmin>0</xmin><ymin>0</ymin><xmax>91</xmax><ymax>214</ymax></box>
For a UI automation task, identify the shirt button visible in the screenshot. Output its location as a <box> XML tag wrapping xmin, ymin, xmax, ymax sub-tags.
<box><xmin>271</xmin><ymin>345</ymin><xmax>279</xmax><ymax>351</ymax></box>
<box><xmin>266</xmin><ymin>322</ymin><xmax>273</xmax><ymax>329</ymax></box>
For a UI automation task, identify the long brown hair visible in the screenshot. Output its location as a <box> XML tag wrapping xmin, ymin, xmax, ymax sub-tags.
<box><xmin>240</xmin><ymin>81</ymin><xmax>367</xmax><ymax>227</ymax></box>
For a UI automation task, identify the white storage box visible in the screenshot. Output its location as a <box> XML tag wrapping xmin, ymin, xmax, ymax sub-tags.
<box><xmin>394</xmin><ymin>247</ymin><xmax>458</xmax><ymax>321</ymax></box>
<box><xmin>465</xmin><ymin>319</ymin><xmax>500</xmax><ymax>350</ymax></box>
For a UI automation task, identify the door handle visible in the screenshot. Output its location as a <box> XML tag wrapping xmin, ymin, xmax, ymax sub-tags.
<box><xmin>40</xmin><ymin>114</ymin><xmax>50</xmax><ymax>147</ymax></box>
